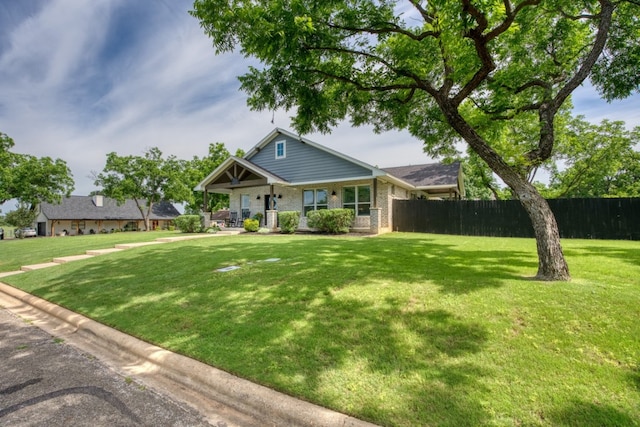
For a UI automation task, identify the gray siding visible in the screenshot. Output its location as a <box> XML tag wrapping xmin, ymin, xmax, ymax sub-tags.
<box><xmin>248</xmin><ymin>134</ymin><xmax>372</xmax><ymax>182</ymax></box>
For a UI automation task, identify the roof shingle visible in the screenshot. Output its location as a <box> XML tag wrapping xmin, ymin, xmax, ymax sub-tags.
<box><xmin>39</xmin><ymin>196</ymin><xmax>180</xmax><ymax>221</ymax></box>
<box><xmin>382</xmin><ymin>162</ymin><xmax>461</xmax><ymax>188</ymax></box>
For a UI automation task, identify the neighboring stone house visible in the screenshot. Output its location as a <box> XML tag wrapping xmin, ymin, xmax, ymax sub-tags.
<box><xmin>196</xmin><ymin>128</ymin><xmax>464</xmax><ymax>234</ymax></box>
<box><xmin>35</xmin><ymin>195</ymin><xmax>180</xmax><ymax>236</ymax></box>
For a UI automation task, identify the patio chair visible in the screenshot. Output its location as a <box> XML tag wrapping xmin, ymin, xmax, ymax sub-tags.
<box><xmin>239</xmin><ymin>209</ymin><xmax>251</xmax><ymax>227</ymax></box>
<box><xmin>228</xmin><ymin>211</ymin><xmax>239</xmax><ymax>227</ymax></box>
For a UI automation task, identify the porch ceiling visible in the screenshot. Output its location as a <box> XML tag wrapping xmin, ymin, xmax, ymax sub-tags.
<box><xmin>201</xmin><ymin>157</ymin><xmax>288</xmax><ymax>192</ymax></box>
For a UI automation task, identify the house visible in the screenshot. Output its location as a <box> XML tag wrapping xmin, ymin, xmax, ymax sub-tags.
<box><xmin>35</xmin><ymin>195</ymin><xmax>180</xmax><ymax>236</ymax></box>
<box><xmin>195</xmin><ymin>128</ymin><xmax>464</xmax><ymax>234</ymax></box>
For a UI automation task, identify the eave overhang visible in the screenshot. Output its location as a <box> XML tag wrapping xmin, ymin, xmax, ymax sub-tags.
<box><xmin>194</xmin><ymin>156</ymin><xmax>289</xmax><ymax>193</ymax></box>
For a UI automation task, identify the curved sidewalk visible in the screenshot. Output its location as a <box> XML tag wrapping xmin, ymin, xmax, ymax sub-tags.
<box><xmin>0</xmin><ymin>233</ymin><xmax>379</xmax><ymax>427</ymax></box>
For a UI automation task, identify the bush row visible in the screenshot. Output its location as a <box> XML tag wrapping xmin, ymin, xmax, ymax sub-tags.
<box><xmin>306</xmin><ymin>209</ymin><xmax>354</xmax><ymax>234</ymax></box>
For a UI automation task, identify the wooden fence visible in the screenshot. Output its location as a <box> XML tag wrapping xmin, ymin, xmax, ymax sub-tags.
<box><xmin>392</xmin><ymin>198</ymin><xmax>640</xmax><ymax>240</ymax></box>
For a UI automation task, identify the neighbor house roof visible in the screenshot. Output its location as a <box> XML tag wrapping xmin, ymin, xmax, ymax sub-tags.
<box><xmin>382</xmin><ymin>162</ymin><xmax>465</xmax><ymax>197</ymax></box>
<box><xmin>383</xmin><ymin>162</ymin><xmax>461</xmax><ymax>188</ymax></box>
<box><xmin>38</xmin><ymin>196</ymin><xmax>180</xmax><ymax>221</ymax></box>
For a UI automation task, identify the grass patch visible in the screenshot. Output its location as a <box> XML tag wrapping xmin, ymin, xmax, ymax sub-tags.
<box><xmin>0</xmin><ymin>230</ymin><xmax>181</xmax><ymax>272</ymax></box>
<box><xmin>3</xmin><ymin>233</ymin><xmax>639</xmax><ymax>426</ymax></box>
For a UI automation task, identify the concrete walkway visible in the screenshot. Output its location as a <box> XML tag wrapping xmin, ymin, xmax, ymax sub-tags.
<box><xmin>0</xmin><ymin>232</ymin><xmax>379</xmax><ymax>427</ymax></box>
<box><xmin>2</xmin><ymin>230</ymin><xmax>242</xmax><ymax>275</ymax></box>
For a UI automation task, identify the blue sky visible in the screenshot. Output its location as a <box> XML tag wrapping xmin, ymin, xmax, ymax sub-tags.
<box><xmin>1</xmin><ymin>0</ymin><xmax>638</xmax><ymax>206</ymax></box>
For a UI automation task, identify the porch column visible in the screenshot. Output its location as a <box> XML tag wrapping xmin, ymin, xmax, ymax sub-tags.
<box><xmin>370</xmin><ymin>207</ymin><xmax>382</xmax><ymax>235</ymax></box>
<box><xmin>266</xmin><ymin>210</ymin><xmax>278</xmax><ymax>231</ymax></box>
<box><xmin>267</xmin><ymin>184</ymin><xmax>277</xmax><ymax>231</ymax></box>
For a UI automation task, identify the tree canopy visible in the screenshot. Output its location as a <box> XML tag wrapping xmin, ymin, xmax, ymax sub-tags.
<box><xmin>183</xmin><ymin>143</ymin><xmax>245</xmax><ymax>214</ymax></box>
<box><xmin>456</xmin><ymin>115</ymin><xmax>640</xmax><ymax>200</ymax></box>
<box><xmin>94</xmin><ymin>147</ymin><xmax>192</xmax><ymax>231</ymax></box>
<box><xmin>0</xmin><ymin>132</ymin><xmax>74</xmax><ymax>208</ymax></box>
<box><xmin>192</xmin><ymin>0</ymin><xmax>640</xmax><ymax>280</ymax></box>
<box><xmin>548</xmin><ymin>119</ymin><xmax>640</xmax><ymax>198</ymax></box>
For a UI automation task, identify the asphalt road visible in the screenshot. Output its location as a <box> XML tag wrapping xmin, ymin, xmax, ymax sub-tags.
<box><xmin>0</xmin><ymin>308</ymin><xmax>216</xmax><ymax>427</ymax></box>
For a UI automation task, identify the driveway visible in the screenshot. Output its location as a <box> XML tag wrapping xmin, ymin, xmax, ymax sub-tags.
<box><xmin>0</xmin><ymin>308</ymin><xmax>215</xmax><ymax>427</ymax></box>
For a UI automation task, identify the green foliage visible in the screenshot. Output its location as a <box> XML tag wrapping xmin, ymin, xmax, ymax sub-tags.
<box><xmin>591</xmin><ymin>2</ymin><xmax>640</xmax><ymax>100</ymax></box>
<box><xmin>183</xmin><ymin>143</ymin><xmax>242</xmax><ymax>214</ymax></box>
<box><xmin>4</xmin><ymin>203</ymin><xmax>36</xmax><ymax>230</ymax></box>
<box><xmin>174</xmin><ymin>215</ymin><xmax>202</xmax><ymax>233</ymax></box>
<box><xmin>94</xmin><ymin>147</ymin><xmax>192</xmax><ymax>231</ymax></box>
<box><xmin>243</xmin><ymin>218</ymin><xmax>259</xmax><ymax>232</ymax></box>
<box><xmin>206</xmin><ymin>225</ymin><xmax>220</xmax><ymax>233</ymax></box>
<box><xmin>278</xmin><ymin>211</ymin><xmax>300</xmax><ymax>234</ymax></box>
<box><xmin>192</xmin><ymin>0</ymin><xmax>640</xmax><ymax>279</ymax></box>
<box><xmin>306</xmin><ymin>208</ymin><xmax>354</xmax><ymax>234</ymax></box>
<box><xmin>548</xmin><ymin>120</ymin><xmax>640</xmax><ymax>198</ymax></box>
<box><xmin>1</xmin><ymin>132</ymin><xmax>74</xmax><ymax>206</ymax></box>
<box><xmin>252</xmin><ymin>212</ymin><xmax>264</xmax><ymax>224</ymax></box>
<box><xmin>4</xmin><ymin>234</ymin><xmax>640</xmax><ymax>426</ymax></box>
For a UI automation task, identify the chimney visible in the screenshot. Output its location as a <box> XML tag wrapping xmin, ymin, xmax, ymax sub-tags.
<box><xmin>93</xmin><ymin>195</ymin><xmax>104</xmax><ymax>207</ymax></box>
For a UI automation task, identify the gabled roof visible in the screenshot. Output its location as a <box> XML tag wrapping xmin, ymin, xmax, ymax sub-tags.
<box><xmin>383</xmin><ymin>162</ymin><xmax>462</xmax><ymax>188</ymax></box>
<box><xmin>196</xmin><ymin>128</ymin><xmax>463</xmax><ymax>197</ymax></box>
<box><xmin>245</xmin><ymin>128</ymin><xmax>388</xmax><ymax>176</ymax></box>
<box><xmin>38</xmin><ymin>196</ymin><xmax>180</xmax><ymax>221</ymax></box>
<box><xmin>194</xmin><ymin>155</ymin><xmax>289</xmax><ymax>192</ymax></box>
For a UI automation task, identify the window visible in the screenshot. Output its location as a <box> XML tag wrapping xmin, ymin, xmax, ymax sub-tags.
<box><xmin>241</xmin><ymin>194</ymin><xmax>250</xmax><ymax>210</ymax></box>
<box><xmin>343</xmin><ymin>185</ymin><xmax>371</xmax><ymax>216</ymax></box>
<box><xmin>303</xmin><ymin>189</ymin><xmax>328</xmax><ymax>215</ymax></box>
<box><xmin>275</xmin><ymin>140</ymin><xmax>286</xmax><ymax>159</ymax></box>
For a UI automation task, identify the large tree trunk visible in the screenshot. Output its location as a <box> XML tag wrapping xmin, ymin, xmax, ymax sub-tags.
<box><xmin>440</xmin><ymin>104</ymin><xmax>570</xmax><ymax>281</ymax></box>
<box><xmin>513</xmin><ymin>183</ymin><xmax>570</xmax><ymax>281</ymax></box>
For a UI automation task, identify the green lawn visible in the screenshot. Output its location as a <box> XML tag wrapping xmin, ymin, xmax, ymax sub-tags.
<box><xmin>2</xmin><ymin>233</ymin><xmax>639</xmax><ymax>426</ymax></box>
<box><xmin>0</xmin><ymin>230</ymin><xmax>181</xmax><ymax>272</ymax></box>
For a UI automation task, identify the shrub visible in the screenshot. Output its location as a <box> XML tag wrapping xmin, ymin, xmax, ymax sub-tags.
<box><xmin>206</xmin><ymin>225</ymin><xmax>220</xmax><ymax>233</ymax></box>
<box><xmin>307</xmin><ymin>208</ymin><xmax>354</xmax><ymax>234</ymax></box>
<box><xmin>244</xmin><ymin>218</ymin><xmax>259</xmax><ymax>232</ymax></box>
<box><xmin>252</xmin><ymin>212</ymin><xmax>264</xmax><ymax>225</ymax></box>
<box><xmin>278</xmin><ymin>211</ymin><xmax>300</xmax><ymax>234</ymax></box>
<box><xmin>174</xmin><ymin>215</ymin><xmax>202</xmax><ymax>233</ymax></box>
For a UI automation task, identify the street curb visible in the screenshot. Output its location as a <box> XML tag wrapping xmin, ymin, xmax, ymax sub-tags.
<box><xmin>0</xmin><ymin>282</ymin><xmax>379</xmax><ymax>427</ymax></box>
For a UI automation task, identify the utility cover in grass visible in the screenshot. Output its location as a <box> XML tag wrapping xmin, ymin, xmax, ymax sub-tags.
<box><xmin>263</xmin><ymin>258</ymin><xmax>281</xmax><ymax>262</ymax></box>
<box><xmin>216</xmin><ymin>266</ymin><xmax>241</xmax><ymax>272</ymax></box>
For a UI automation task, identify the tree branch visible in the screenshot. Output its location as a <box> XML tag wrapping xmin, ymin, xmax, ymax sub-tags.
<box><xmin>553</xmin><ymin>0</ymin><xmax>614</xmax><ymax>108</ymax></box>
<box><xmin>302</xmin><ymin>45</ymin><xmax>437</xmax><ymax>95</ymax></box>
<box><xmin>453</xmin><ymin>0</ymin><xmax>542</xmax><ymax>105</ymax></box>
<box><xmin>527</xmin><ymin>0</ymin><xmax>615</xmax><ymax>165</ymax></box>
<box><xmin>325</xmin><ymin>22</ymin><xmax>438</xmax><ymax>41</ymax></box>
<box><xmin>408</xmin><ymin>0</ymin><xmax>435</xmax><ymax>24</ymax></box>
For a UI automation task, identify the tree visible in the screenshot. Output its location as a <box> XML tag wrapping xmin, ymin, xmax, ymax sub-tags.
<box><xmin>192</xmin><ymin>0</ymin><xmax>640</xmax><ymax>280</ymax></box>
<box><xmin>4</xmin><ymin>203</ymin><xmax>37</xmax><ymax>231</ymax></box>
<box><xmin>0</xmin><ymin>132</ymin><xmax>74</xmax><ymax>207</ymax></box>
<box><xmin>94</xmin><ymin>147</ymin><xmax>192</xmax><ymax>231</ymax></box>
<box><xmin>548</xmin><ymin>119</ymin><xmax>640</xmax><ymax>198</ymax></box>
<box><xmin>182</xmin><ymin>143</ymin><xmax>245</xmax><ymax>214</ymax></box>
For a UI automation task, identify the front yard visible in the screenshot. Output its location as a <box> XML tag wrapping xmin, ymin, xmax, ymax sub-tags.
<box><xmin>2</xmin><ymin>233</ymin><xmax>639</xmax><ymax>426</ymax></box>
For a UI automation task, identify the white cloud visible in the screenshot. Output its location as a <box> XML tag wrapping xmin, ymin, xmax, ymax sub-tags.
<box><xmin>1</xmin><ymin>0</ymin><xmax>638</xmax><ymax>208</ymax></box>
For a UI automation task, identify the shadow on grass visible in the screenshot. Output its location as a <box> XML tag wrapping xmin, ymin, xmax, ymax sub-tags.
<box><xmin>4</xmin><ymin>234</ymin><xmax>539</xmax><ymax>425</ymax></box>
<box><xmin>563</xmin><ymin>243</ymin><xmax>640</xmax><ymax>271</ymax></box>
<box><xmin>546</xmin><ymin>399</ymin><xmax>638</xmax><ymax>427</ymax></box>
